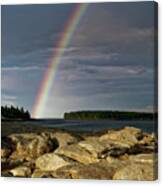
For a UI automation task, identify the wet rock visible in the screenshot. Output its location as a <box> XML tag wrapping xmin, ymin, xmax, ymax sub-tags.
<box><xmin>10</xmin><ymin>166</ymin><xmax>32</xmax><ymax>177</ymax></box>
<box><xmin>113</xmin><ymin>162</ymin><xmax>156</xmax><ymax>180</ymax></box>
<box><xmin>56</xmin><ymin>144</ymin><xmax>99</xmax><ymax>164</ymax></box>
<box><xmin>35</xmin><ymin>153</ymin><xmax>70</xmax><ymax>171</ymax></box>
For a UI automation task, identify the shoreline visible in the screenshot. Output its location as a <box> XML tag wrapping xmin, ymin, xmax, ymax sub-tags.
<box><xmin>1</xmin><ymin>121</ymin><xmax>158</xmax><ymax>180</ymax></box>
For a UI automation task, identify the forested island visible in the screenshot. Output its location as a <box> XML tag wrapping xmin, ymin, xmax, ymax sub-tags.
<box><xmin>1</xmin><ymin>105</ymin><xmax>30</xmax><ymax>120</ymax></box>
<box><xmin>64</xmin><ymin>111</ymin><xmax>155</xmax><ymax>120</ymax></box>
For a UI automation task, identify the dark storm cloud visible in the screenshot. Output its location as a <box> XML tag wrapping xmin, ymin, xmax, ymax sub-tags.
<box><xmin>1</xmin><ymin>2</ymin><xmax>156</xmax><ymax>117</ymax></box>
<box><xmin>1</xmin><ymin>4</ymin><xmax>75</xmax><ymax>57</ymax></box>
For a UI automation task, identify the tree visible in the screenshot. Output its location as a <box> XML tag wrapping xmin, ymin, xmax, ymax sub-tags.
<box><xmin>1</xmin><ymin>105</ymin><xmax>31</xmax><ymax>119</ymax></box>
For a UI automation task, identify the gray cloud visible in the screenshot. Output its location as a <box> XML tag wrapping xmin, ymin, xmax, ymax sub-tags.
<box><xmin>1</xmin><ymin>2</ymin><xmax>156</xmax><ymax>117</ymax></box>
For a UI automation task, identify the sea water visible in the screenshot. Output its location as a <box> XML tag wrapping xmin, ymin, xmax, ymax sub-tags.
<box><xmin>23</xmin><ymin>119</ymin><xmax>157</xmax><ymax>133</ymax></box>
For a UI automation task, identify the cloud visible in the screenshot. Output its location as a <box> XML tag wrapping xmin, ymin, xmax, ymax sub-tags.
<box><xmin>126</xmin><ymin>105</ymin><xmax>155</xmax><ymax>113</ymax></box>
<box><xmin>1</xmin><ymin>95</ymin><xmax>17</xmax><ymax>106</ymax></box>
<box><xmin>1</xmin><ymin>3</ymin><xmax>156</xmax><ymax>117</ymax></box>
<box><xmin>2</xmin><ymin>66</ymin><xmax>43</xmax><ymax>72</ymax></box>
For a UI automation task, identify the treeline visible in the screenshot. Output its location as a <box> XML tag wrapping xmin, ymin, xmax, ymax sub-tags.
<box><xmin>1</xmin><ymin>105</ymin><xmax>30</xmax><ymax>120</ymax></box>
<box><xmin>64</xmin><ymin>111</ymin><xmax>155</xmax><ymax>120</ymax></box>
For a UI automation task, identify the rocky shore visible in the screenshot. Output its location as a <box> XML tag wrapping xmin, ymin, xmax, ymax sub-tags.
<box><xmin>1</xmin><ymin>125</ymin><xmax>158</xmax><ymax>180</ymax></box>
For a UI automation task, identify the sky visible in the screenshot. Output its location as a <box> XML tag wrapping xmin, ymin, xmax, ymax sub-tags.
<box><xmin>1</xmin><ymin>2</ymin><xmax>157</xmax><ymax>118</ymax></box>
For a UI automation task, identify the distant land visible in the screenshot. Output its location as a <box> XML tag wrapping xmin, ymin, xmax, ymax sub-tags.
<box><xmin>1</xmin><ymin>105</ymin><xmax>157</xmax><ymax>121</ymax></box>
<box><xmin>64</xmin><ymin>111</ymin><xmax>156</xmax><ymax>120</ymax></box>
<box><xmin>1</xmin><ymin>105</ymin><xmax>30</xmax><ymax>120</ymax></box>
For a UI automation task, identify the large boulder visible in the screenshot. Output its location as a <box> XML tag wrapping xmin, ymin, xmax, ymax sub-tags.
<box><xmin>78</xmin><ymin>136</ymin><xmax>131</xmax><ymax>158</ymax></box>
<box><xmin>9</xmin><ymin>133</ymin><xmax>58</xmax><ymax>160</ymax></box>
<box><xmin>55</xmin><ymin>144</ymin><xmax>99</xmax><ymax>164</ymax></box>
<box><xmin>100</xmin><ymin>127</ymin><xmax>143</xmax><ymax>147</ymax></box>
<box><xmin>113</xmin><ymin>162</ymin><xmax>156</xmax><ymax>180</ymax></box>
<box><xmin>78</xmin><ymin>137</ymin><xmax>109</xmax><ymax>158</ymax></box>
<box><xmin>35</xmin><ymin>153</ymin><xmax>70</xmax><ymax>171</ymax></box>
<box><xmin>50</xmin><ymin>131</ymin><xmax>80</xmax><ymax>147</ymax></box>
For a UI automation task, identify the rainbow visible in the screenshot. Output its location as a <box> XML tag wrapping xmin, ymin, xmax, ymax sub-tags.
<box><xmin>32</xmin><ymin>3</ymin><xmax>88</xmax><ymax>118</ymax></box>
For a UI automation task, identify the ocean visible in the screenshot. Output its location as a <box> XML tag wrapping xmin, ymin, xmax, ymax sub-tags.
<box><xmin>22</xmin><ymin>119</ymin><xmax>157</xmax><ymax>133</ymax></box>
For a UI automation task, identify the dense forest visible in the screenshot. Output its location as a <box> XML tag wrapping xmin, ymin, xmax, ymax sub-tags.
<box><xmin>1</xmin><ymin>105</ymin><xmax>31</xmax><ymax>120</ymax></box>
<box><xmin>64</xmin><ymin>111</ymin><xmax>155</xmax><ymax>120</ymax></box>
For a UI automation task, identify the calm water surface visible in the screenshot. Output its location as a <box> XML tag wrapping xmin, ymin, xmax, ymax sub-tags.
<box><xmin>23</xmin><ymin>119</ymin><xmax>157</xmax><ymax>133</ymax></box>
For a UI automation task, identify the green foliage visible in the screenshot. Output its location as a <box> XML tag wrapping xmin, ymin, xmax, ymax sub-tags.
<box><xmin>64</xmin><ymin>111</ymin><xmax>155</xmax><ymax>120</ymax></box>
<box><xmin>1</xmin><ymin>105</ymin><xmax>30</xmax><ymax>119</ymax></box>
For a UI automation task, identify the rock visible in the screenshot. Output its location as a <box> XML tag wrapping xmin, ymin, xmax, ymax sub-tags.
<box><xmin>1</xmin><ymin>136</ymin><xmax>14</xmax><ymax>158</ymax></box>
<box><xmin>99</xmin><ymin>147</ymin><xmax>128</xmax><ymax>158</ymax></box>
<box><xmin>128</xmin><ymin>143</ymin><xmax>155</xmax><ymax>154</ymax></box>
<box><xmin>113</xmin><ymin>162</ymin><xmax>156</xmax><ymax>180</ymax></box>
<box><xmin>55</xmin><ymin>163</ymin><xmax>115</xmax><ymax>179</ymax></box>
<box><xmin>9</xmin><ymin>133</ymin><xmax>37</xmax><ymax>143</ymax></box>
<box><xmin>1</xmin><ymin>171</ymin><xmax>13</xmax><ymax>177</ymax></box>
<box><xmin>56</xmin><ymin>144</ymin><xmax>99</xmax><ymax>164</ymax></box>
<box><xmin>10</xmin><ymin>166</ymin><xmax>32</xmax><ymax>177</ymax></box>
<box><xmin>100</xmin><ymin>127</ymin><xmax>142</xmax><ymax>147</ymax></box>
<box><xmin>32</xmin><ymin>169</ymin><xmax>53</xmax><ymax>178</ymax></box>
<box><xmin>1</xmin><ymin>158</ymin><xmax>24</xmax><ymax>171</ymax></box>
<box><xmin>78</xmin><ymin>137</ymin><xmax>109</xmax><ymax>158</ymax></box>
<box><xmin>1</xmin><ymin>158</ymin><xmax>9</xmax><ymax>170</ymax></box>
<box><xmin>1</xmin><ymin>148</ymin><xmax>11</xmax><ymax>158</ymax></box>
<box><xmin>50</xmin><ymin>131</ymin><xmax>80</xmax><ymax>147</ymax></box>
<box><xmin>35</xmin><ymin>153</ymin><xmax>70</xmax><ymax>171</ymax></box>
<box><xmin>1</xmin><ymin>127</ymin><xmax>158</xmax><ymax>180</ymax></box>
<box><xmin>79</xmin><ymin>137</ymin><xmax>131</xmax><ymax>158</ymax></box>
<box><xmin>106</xmin><ymin>156</ymin><xmax>131</xmax><ymax>171</ymax></box>
<box><xmin>139</xmin><ymin>133</ymin><xmax>156</xmax><ymax>145</ymax></box>
<box><xmin>9</xmin><ymin>133</ymin><xmax>58</xmax><ymax>160</ymax></box>
<box><xmin>128</xmin><ymin>153</ymin><xmax>156</xmax><ymax>164</ymax></box>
